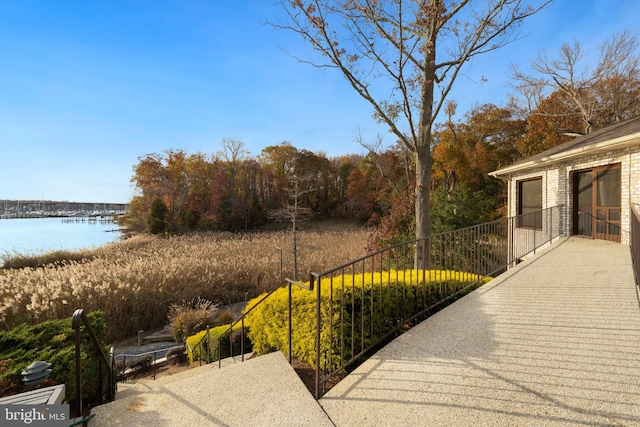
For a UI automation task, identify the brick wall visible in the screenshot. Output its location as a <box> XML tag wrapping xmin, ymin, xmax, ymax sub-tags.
<box><xmin>505</xmin><ymin>146</ymin><xmax>640</xmax><ymax>245</ymax></box>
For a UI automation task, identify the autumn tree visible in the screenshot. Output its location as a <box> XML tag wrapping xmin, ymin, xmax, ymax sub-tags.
<box><xmin>345</xmin><ymin>168</ymin><xmax>378</xmax><ymax>223</ymax></box>
<box><xmin>183</xmin><ymin>153</ymin><xmax>219</xmax><ymax>230</ymax></box>
<box><xmin>273</xmin><ymin>0</ymin><xmax>550</xmax><ymax>265</ymax></box>
<box><xmin>147</xmin><ymin>197</ymin><xmax>169</xmax><ymax>234</ymax></box>
<box><xmin>130</xmin><ymin>150</ymin><xmax>191</xmax><ymax>232</ymax></box>
<box><xmin>516</xmin><ymin>91</ymin><xmax>581</xmax><ymax>156</ymax></box>
<box><xmin>432</xmin><ymin>103</ymin><xmax>526</xmax><ymax>221</ymax></box>
<box><xmin>511</xmin><ymin>30</ymin><xmax>640</xmax><ymax>135</ymax></box>
<box><xmin>259</xmin><ymin>142</ymin><xmax>302</xmax><ymax>209</ymax></box>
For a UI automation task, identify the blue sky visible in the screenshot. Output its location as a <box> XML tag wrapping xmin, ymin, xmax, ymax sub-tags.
<box><xmin>1</xmin><ymin>0</ymin><xmax>639</xmax><ymax>204</ymax></box>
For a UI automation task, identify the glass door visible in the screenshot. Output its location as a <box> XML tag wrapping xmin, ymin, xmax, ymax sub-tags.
<box><xmin>574</xmin><ymin>171</ymin><xmax>593</xmax><ymax>237</ymax></box>
<box><xmin>594</xmin><ymin>167</ymin><xmax>621</xmax><ymax>242</ymax></box>
<box><xmin>573</xmin><ymin>165</ymin><xmax>621</xmax><ymax>242</ymax></box>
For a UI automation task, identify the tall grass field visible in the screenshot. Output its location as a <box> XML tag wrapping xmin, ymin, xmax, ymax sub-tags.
<box><xmin>0</xmin><ymin>223</ymin><xmax>370</xmax><ymax>342</ymax></box>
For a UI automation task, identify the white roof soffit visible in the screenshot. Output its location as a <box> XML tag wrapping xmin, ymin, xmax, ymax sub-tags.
<box><xmin>489</xmin><ymin>132</ymin><xmax>640</xmax><ymax>178</ymax></box>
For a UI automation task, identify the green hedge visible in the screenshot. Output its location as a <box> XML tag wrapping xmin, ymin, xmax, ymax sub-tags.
<box><xmin>185</xmin><ymin>324</ymin><xmax>250</xmax><ymax>364</ymax></box>
<box><xmin>0</xmin><ymin>311</ymin><xmax>110</xmax><ymax>406</ymax></box>
<box><xmin>244</xmin><ymin>269</ymin><xmax>490</xmax><ymax>369</ymax></box>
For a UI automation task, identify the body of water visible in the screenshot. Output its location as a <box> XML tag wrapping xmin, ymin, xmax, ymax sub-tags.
<box><xmin>0</xmin><ymin>217</ymin><xmax>123</xmax><ymax>260</ymax></box>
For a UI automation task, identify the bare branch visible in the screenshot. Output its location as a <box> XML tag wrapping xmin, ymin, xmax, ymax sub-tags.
<box><xmin>510</xmin><ymin>29</ymin><xmax>640</xmax><ymax>133</ymax></box>
<box><xmin>271</xmin><ymin>0</ymin><xmax>550</xmax><ymax>243</ymax></box>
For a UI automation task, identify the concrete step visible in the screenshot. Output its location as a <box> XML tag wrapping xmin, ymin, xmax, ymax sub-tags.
<box><xmin>90</xmin><ymin>351</ymin><xmax>333</xmax><ymax>427</ymax></box>
<box><xmin>114</xmin><ymin>353</ymin><xmax>254</xmax><ymax>400</ymax></box>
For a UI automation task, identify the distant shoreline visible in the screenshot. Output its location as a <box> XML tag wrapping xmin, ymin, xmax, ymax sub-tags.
<box><xmin>0</xmin><ymin>213</ymin><xmax>123</xmax><ymax>219</ymax></box>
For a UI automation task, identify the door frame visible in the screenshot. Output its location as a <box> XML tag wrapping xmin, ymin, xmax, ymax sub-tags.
<box><xmin>572</xmin><ymin>163</ymin><xmax>621</xmax><ymax>242</ymax></box>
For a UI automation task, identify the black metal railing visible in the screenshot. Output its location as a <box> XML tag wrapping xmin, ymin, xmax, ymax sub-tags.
<box><xmin>186</xmin><ymin>277</ymin><xmax>314</xmax><ymax>368</ymax></box>
<box><xmin>310</xmin><ymin>205</ymin><xmax>563</xmax><ymax>398</ymax></box>
<box><xmin>115</xmin><ymin>344</ymin><xmax>185</xmax><ymax>380</ymax></box>
<box><xmin>631</xmin><ymin>204</ymin><xmax>640</xmax><ymax>288</ymax></box>
<box><xmin>72</xmin><ymin>309</ymin><xmax>116</xmax><ymax>419</ymax></box>
<box><xmin>149</xmin><ymin>206</ymin><xmax>563</xmax><ymax>400</ymax></box>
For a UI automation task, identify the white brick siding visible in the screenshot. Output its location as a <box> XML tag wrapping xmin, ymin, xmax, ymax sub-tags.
<box><xmin>505</xmin><ymin>146</ymin><xmax>640</xmax><ymax>245</ymax></box>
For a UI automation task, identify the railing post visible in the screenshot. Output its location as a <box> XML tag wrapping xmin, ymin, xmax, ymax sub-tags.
<box><xmin>109</xmin><ymin>347</ymin><xmax>115</xmax><ymax>400</ymax></box>
<box><xmin>549</xmin><ymin>207</ymin><xmax>553</xmax><ymax>245</ymax></box>
<box><xmin>99</xmin><ymin>355</ymin><xmax>103</xmax><ymax>404</ymax></box>
<box><xmin>533</xmin><ymin>214</ymin><xmax>537</xmax><ymax>255</ymax></box>
<box><xmin>206</xmin><ymin>326</ymin><xmax>211</xmax><ymax>364</ymax></box>
<box><xmin>313</xmin><ymin>273</ymin><xmax>321</xmax><ymax>399</ymax></box>
<box><xmin>229</xmin><ymin>321</ymin><xmax>234</xmax><ymax>361</ymax></box>
<box><xmin>73</xmin><ymin>318</ymin><xmax>82</xmax><ymax>418</ymax></box>
<box><xmin>288</xmin><ymin>280</ymin><xmax>293</xmax><ymax>364</ymax></box>
<box><xmin>241</xmin><ymin>317</ymin><xmax>245</xmax><ymax>362</ymax></box>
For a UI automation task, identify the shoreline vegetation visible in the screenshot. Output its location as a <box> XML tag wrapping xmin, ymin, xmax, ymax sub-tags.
<box><xmin>0</xmin><ymin>221</ymin><xmax>370</xmax><ymax>342</ymax></box>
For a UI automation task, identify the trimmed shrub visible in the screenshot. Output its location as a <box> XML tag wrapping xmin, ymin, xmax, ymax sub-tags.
<box><xmin>185</xmin><ymin>324</ymin><xmax>250</xmax><ymax>364</ymax></box>
<box><xmin>244</xmin><ymin>270</ymin><xmax>491</xmax><ymax>369</ymax></box>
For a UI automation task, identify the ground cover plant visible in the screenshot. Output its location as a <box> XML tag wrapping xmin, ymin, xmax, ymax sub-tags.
<box><xmin>244</xmin><ymin>270</ymin><xmax>491</xmax><ymax>370</ymax></box>
<box><xmin>0</xmin><ymin>222</ymin><xmax>369</xmax><ymax>342</ymax></box>
<box><xmin>0</xmin><ymin>311</ymin><xmax>109</xmax><ymax>406</ymax></box>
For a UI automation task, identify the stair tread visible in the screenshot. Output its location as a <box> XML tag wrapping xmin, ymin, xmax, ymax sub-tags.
<box><xmin>90</xmin><ymin>352</ymin><xmax>332</xmax><ymax>427</ymax></box>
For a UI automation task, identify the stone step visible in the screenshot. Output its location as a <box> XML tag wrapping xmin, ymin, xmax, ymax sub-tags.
<box><xmin>114</xmin><ymin>353</ymin><xmax>254</xmax><ymax>400</ymax></box>
<box><xmin>90</xmin><ymin>351</ymin><xmax>333</xmax><ymax>427</ymax></box>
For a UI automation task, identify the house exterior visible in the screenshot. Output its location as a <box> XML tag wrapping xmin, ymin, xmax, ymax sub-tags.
<box><xmin>489</xmin><ymin>116</ymin><xmax>640</xmax><ymax>245</ymax></box>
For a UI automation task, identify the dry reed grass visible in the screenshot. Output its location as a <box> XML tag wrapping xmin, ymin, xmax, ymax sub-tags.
<box><xmin>0</xmin><ymin>222</ymin><xmax>370</xmax><ymax>342</ymax></box>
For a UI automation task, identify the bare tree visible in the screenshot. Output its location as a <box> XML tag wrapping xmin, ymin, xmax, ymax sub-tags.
<box><xmin>273</xmin><ymin>0</ymin><xmax>550</xmax><ymax>265</ymax></box>
<box><xmin>355</xmin><ymin>131</ymin><xmax>406</xmax><ymax>197</ymax></box>
<box><xmin>269</xmin><ymin>175</ymin><xmax>315</xmax><ymax>281</ymax></box>
<box><xmin>216</xmin><ymin>138</ymin><xmax>250</xmax><ymax>226</ymax></box>
<box><xmin>511</xmin><ymin>30</ymin><xmax>640</xmax><ymax>134</ymax></box>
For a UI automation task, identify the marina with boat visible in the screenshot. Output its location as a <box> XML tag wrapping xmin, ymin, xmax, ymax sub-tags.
<box><xmin>0</xmin><ymin>200</ymin><xmax>128</xmax><ymax>219</ymax></box>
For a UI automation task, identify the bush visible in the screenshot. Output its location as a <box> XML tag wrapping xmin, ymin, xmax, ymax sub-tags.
<box><xmin>166</xmin><ymin>346</ymin><xmax>187</xmax><ymax>365</ymax></box>
<box><xmin>185</xmin><ymin>324</ymin><xmax>250</xmax><ymax>364</ymax></box>
<box><xmin>0</xmin><ymin>311</ymin><xmax>110</xmax><ymax>406</ymax></box>
<box><xmin>168</xmin><ymin>298</ymin><xmax>218</xmax><ymax>342</ymax></box>
<box><xmin>244</xmin><ymin>270</ymin><xmax>491</xmax><ymax>369</ymax></box>
<box><xmin>128</xmin><ymin>355</ymin><xmax>152</xmax><ymax>376</ymax></box>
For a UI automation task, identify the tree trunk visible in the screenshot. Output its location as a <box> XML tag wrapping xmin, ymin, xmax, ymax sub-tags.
<box><xmin>414</xmin><ymin>142</ymin><xmax>432</xmax><ymax>269</ymax></box>
<box><xmin>414</xmin><ymin>4</ymin><xmax>437</xmax><ymax>268</ymax></box>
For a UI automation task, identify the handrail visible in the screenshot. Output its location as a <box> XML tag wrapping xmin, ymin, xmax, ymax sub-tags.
<box><xmin>311</xmin><ymin>205</ymin><xmax>564</xmax><ymax>398</ymax></box>
<box><xmin>188</xmin><ymin>278</ymin><xmax>315</xmax><ymax>369</ymax></box>
<box><xmin>190</xmin><ymin>320</ymin><xmax>233</xmax><ymax>365</ymax></box>
<box><xmin>630</xmin><ymin>204</ymin><xmax>640</xmax><ymax>289</ymax></box>
<box><xmin>217</xmin><ymin>288</ymin><xmax>281</xmax><ymax>368</ymax></box>
<box><xmin>187</xmin><ymin>288</ymin><xmax>280</xmax><ymax>367</ymax></box>
<box><xmin>187</xmin><ymin>206</ymin><xmax>566</xmax><ymax>400</ymax></box>
<box><xmin>72</xmin><ymin>308</ymin><xmax>116</xmax><ymax>420</ymax></box>
<box><xmin>115</xmin><ymin>344</ymin><xmax>184</xmax><ymax>359</ymax></box>
<box><xmin>116</xmin><ymin>344</ymin><xmax>185</xmax><ymax>380</ymax></box>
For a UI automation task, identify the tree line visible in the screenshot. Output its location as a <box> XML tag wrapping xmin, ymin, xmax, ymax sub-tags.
<box><xmin>126</xmin><ymin>29</ymin><xmax>640</xmax><ymax>248</ymax></box>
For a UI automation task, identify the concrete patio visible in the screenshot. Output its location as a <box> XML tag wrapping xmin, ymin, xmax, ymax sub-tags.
<box><xmin>90</xmin><ymin>237</ymin><xmax>640</xmax><ymax>426</ymax></box>
<box><xmin>321</xmin><ymin>237</ymin><xmax>640</xmax><ymax>426</ymax></box>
